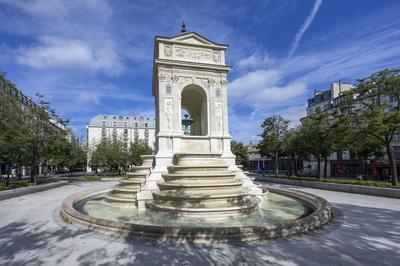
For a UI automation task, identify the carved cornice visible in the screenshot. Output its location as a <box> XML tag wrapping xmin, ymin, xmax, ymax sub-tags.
<box><xmin>154</xmin><ymin>58</ymin><xmax>231</xmax><ymax>72</ymax></box>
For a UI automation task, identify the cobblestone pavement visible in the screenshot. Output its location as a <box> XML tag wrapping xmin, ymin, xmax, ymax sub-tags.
<box><xmin>0</xmin><ymin>181</ymin><xmax>399</xmax><ymax>266</ymax></box>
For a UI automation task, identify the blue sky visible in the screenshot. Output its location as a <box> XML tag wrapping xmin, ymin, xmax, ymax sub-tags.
<box><xmin>0</xmin><ymin>0</ymin><xmax>399</xmax><ymax>143</ymax></box>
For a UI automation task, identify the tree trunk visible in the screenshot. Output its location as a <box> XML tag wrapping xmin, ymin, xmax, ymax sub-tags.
<box><xmin>317</xmin><ymin>155</ymin><xmax>321</xmax><ymax>180</ymax></box>
<box><xmin>362</xmin><ymin>157</ymin><xmax>368</xmax><ymax>180</ymax></box>
<box><xmin>31</xmin><ymin>167</ymin><xmax>37</xmax><ymax>184</ymax></box>
<box><xmin>385</xmin><ymin>142</ymin><xmax>399</xmax><ymax>186</ymax></box>
<box><xmin>17</xmin><ymin>164</ymin><xmax>22</xmax><ymax>180</ymax></box>
<box><xmin>6</xmin><ymin>167</ymin><xmax>10</xmax><ymax>187</ymax></box>
<box><xmin>275</xmin><ymin>151</ymin><xmax>279</xmax><ymax>176</ymax></box>
<box><xmin>323</xmin><ymin>156</ymin><xmax>328</xmax><ymax>179</ymax></box>
<box><xmin>291</xmin><ymin>154</ymin><xmax>297</xmax><ymax>176</ymax></box>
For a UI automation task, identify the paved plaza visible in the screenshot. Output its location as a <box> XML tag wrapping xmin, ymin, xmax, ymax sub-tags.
<box><xmin>0</xmin><ymin>181</ymin><xmax>399</xmax><ymax>266</ymax></box>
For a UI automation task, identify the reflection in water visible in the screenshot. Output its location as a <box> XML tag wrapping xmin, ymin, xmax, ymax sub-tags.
<box><xmin>75</xmin><ymin>192</ymin><xmax>312</xmax><ymax>228</ymax></box>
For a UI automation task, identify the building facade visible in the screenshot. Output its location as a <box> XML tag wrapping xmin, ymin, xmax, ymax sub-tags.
<box><xmin>306</xmin><ymin>82</ymin><xmax>354</xmax><ymax>116</ymax></box>
<box><xmin>303</xmin><ymin>81</ymin><xmax>400</xmax><ymax>179</ymax></box>
<box><xmin>86</xmin><ymin>115</ymin><xmax>156</xmax><ymax>172</ymax></box>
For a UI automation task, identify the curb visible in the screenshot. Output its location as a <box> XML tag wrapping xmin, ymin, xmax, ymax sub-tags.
<box><xmin>255</xmin><ymin>176</ymin><xmax>400</xmax><ymax>199</ymax></box>
<box><xmin>101</xmin><ymin>178</ymin><xmax>122</xmax><ymax>181</ymax></box>
<box><xmin>0</xmin><ymin>181</ymin><xmax>69</xmax><ymax>201</ymax></box>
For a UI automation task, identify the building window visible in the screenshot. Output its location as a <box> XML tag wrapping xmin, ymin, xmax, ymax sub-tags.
<box><xmin>124</xmin><ymin>121</ymin><xmax>128</xmax><ymax>127</ymax></box>
<box><xmin>134</xmin><ymin>129</ymin><xmax>139</xmax><ymax>142</ymax></box>
<box><xmin>215</xmin><ymin>88</ymin><xmax>221</xmax><ymax>97</ymax></box>
<box><xmin>135</xmin><ymin>122</ymin><xmax>138</xmax><ymax>127</ymax></box>
<box><xmin>101</xmin><ymin>121</ymin><xmax>106</xmax><ymax>127</ymax></box>
<box><xmin>113</xmin><ymin>121</ymin><xmax>117</xmax><ymax>127</ymax></box>
<box><xmin>145</xmin><ymin>123</ymin><xmax>148</xmax><ymax>128</ymax></box>
<box><xmin>337</xmin><ymin>151</ymin><xmax>343</xmax><ymax>161</ymax></box>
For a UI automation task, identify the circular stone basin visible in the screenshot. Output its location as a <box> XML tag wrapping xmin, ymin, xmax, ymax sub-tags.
<box><xmin>61</xmin><ymin>186</ymin><xmax>331</xmax><ymax>243</ymax></box>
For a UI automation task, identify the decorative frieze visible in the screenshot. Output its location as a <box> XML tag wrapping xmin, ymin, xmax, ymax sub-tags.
<box><xmin>174</xmin><ymin>46</ymin><xmax>212</xmax><ymax>63</ymax></box>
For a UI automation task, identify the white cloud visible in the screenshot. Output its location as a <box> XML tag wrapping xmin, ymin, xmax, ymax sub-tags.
<box><xmin>16</xmin><ymin>36</ymin><xmax>123</xmax><ymax>75</ymax></box>
<box><xmin>288</xmin><ymin>0</ymin><xmax>322</xmax><ymax>58</ymax></box>
<box><xmin>277</xmin><ymin>105</ymin><xmax>306</xmax><ymax>128</ymax></box>
<box><xmin>235</xmin><ymin>53</ymin><xmax>275</xmax><ymax>70</ymax></box>
<box><xmin>229</xmin><ymin>69</ymin><xmax>307</xmax><ymax>106</ymax></box>
<box><xmin>76</xmin><ymin>91</ymin><xmax>101</xmax><ymax>105</ymax></box>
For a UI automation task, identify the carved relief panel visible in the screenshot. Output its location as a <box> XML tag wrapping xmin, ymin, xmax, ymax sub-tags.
<box><xmin>215</xmin><ymin>102</ymin><xmax>223</xmax><ymax>134</ymax></box>
<box><xmin>165</xmin><ymin>99</ymin><xmax>173</xmax><ymax>131</ymax></box>
<box><xmin>174</xmin><ymin>45</ymin><xmax>213</xmax><ymax>64</ymax></box>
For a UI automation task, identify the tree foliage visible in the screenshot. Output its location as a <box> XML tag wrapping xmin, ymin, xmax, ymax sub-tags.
<box><xmin>258</xmin><ymin>68</ymin><xmax>400</xmax><ymax>183</ymax></box>
<box><xmin>128</xmin><ymin>140</ymin><xmax>153</xmax><ymax>166</ymax></box>
<box><xmin>231</xmin><ymin>140</ymin><xmax>249</xmax><ymax>167</ymax></box>
<box><xmin>90</xmin><ymin>139</ymin><xmax>129</xmax><ymax>173</ymax></box>
<box><xmin>0</xmin><ymin>73</ymin><xmax>84</xmax><ymax>185</ymax></box>
<box><xmin>344</xmin><ymin>68</ymin><xmax>400</xmax><ymax>185</ymax></box>
<box><xmin>258</xmin><ymin>115</ymin><xmax>289</xmax><ymax>175</ymax></box>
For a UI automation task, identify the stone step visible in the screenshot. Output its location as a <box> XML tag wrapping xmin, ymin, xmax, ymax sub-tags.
<box><xmin>120</xmin><ymin>179</ymin><xmax>145</xmax><ymax>185</ymax></box>
<box><xmin>131</xmin><ymin>165</ymin><xmax>151</xmax><ymax>170</ymax></box>
<box><xmin>173</xmin><ymin>153</ymin><xmax>225</xmax><ymax>166</ymax></box>
<box><xmin>163</xmin><ymin>178</ymin><xmax>240</xmax><ymax>185</ymax></box>
<box><xmin>127</xmin><ymin>172</ymin><xmax>147</xmax><ymax>177</ymax></box>
<box><xmin>152</xmin><ymin>191</ymin><xmax>254</xmax><ymax>208</ymax></box>
<box><xmin>146</xmin><ymin>200</ymin><xmax>258</xmax><ymax>218</ymax></box>
<box><xmin>153</xmin><ymin>190</ymin><xmax>252</xmax><ymax>199</ymax></box>
<box><xmin>167</xmin><ymin>165</ymin><xmax>229</xmax><ymax>174</ymax></box>
<box><xmin>162</xmin><ymin>172</ymin><xmax>236</xmax><ymax>181</ymax></box>
<box><xmin>158</xmin><ymin>181</ymin><xmax>243</xmax><ymax>189</ymax></box>
<box><xmin>104</xmin><ymin>194</ymin><xmax>137</xmax><ymax>203</ymax></box>
<box><xmin>113</xmin><ymin>187</ymin><xmax>140</xmax><ymax>194</ymax></box>
<box><xmin>140</xmin><ymin>155</ymin><xmax>155</xmax><ymax>167</ymax></box>
<box><xmin>163</xmin><ymin>177</ymin><xmax>238</xmax><ymax>183</ymax></box>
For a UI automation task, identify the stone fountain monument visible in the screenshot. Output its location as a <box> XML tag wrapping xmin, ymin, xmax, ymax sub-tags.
<box><xmin>134</xmin><ymin>25</ymin><xmax>263</xmax><ymax>216</ymax></box>
<box><xmin>61</xmin><ymin>25</ymin><xmax>332</xmax><ymax>241</ymax></box>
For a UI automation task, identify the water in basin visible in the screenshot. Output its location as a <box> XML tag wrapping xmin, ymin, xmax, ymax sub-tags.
<box><xmin>74</xmin><ymin>192</ymin><xmax>313</xmax><ymax>227</ymax></box>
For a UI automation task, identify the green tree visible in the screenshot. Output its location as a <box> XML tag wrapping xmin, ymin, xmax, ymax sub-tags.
<box><xmin>128</xmin><ymin>140</ymin><xmax>153</xmax><ymax>166</ymax></box>
<box><xmin>24</xmin><ymin>93</ymin><xmax>67</xmax><ymax>184</ymax></box>
<box><xmin>283</xmin><ymin>127</ymin><xmax>306</xmax><ymax>176</ymax></box>
<box><xmin>90</xmin><ymin>139</ymin><xmax>129</xmax><ymax>173</ymax></box>
<box><xmin>231</xmin><ymin>140</ymin><xmax>249</xmax><ymax>168</ymax></box>
<box><xmin>0</xmin><ymin>91</ymin><xmax>26</xmax><ymax>185</ymax></box>
<box><xmin>344</xmin><ymin>68</ymin><xmax>400</xmax><ymax>185</ymax></box>
<box><xmin>301</xmin><ymin>111</ymin><xmax>336</xmax><ymax>179</ymax></box>
<box><xmin>258</xmin><ymin>115</ymin><xmax>289</xmax><ymax>176</ymax></box>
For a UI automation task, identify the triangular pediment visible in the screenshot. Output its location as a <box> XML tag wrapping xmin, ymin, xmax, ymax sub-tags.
<box><xmin>172</xmin><ymin>33</ymin><xmax>215</xmax><ymax>46</ymax></box>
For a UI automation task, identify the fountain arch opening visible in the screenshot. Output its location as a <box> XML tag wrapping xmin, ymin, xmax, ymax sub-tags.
<box><xmin>181</xmin><ymin>84</ymin><xmax>208</xmax><ymax>136</ymax></box>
